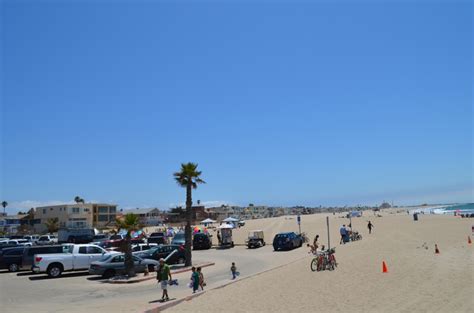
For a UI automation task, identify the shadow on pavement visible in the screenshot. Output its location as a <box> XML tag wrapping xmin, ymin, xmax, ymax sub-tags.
<box><xmin>17</xmin><ymin>271</ymin><xmax>41</xmax><ymax>276</ymax></box>
<box><xmin>29</xmin><ymin>271</ymin><xmax>90</xmax><ymax>281</ymax></box>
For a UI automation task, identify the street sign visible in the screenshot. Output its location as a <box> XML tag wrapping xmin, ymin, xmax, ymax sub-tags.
<box><xmin>297</xmin><ymin>215</ymin><xmax>301</xmax><ymax>234</ymax></box>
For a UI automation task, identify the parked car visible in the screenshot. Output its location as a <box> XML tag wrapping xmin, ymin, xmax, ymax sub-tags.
<box><xmin>89</xmin><ymin>254</ymin><xmax>159</xmax><ymax>278</ymax></box>
<box><xmin>6</xmin><ymin>239</ymin><xmax>32</xmax><ymax>247</ymax></box>
<box><xmin>147</xmin><ymin>232</ymin><xmax>167</xmax><ymax>245</ymax></box>
<box><xmin>238</xmin><ymin>220</ymin><xmax>246</xmax><ymax>227</ymax></box>
<box><xmin>134</xmin><ymin>244</ymin><xmax>185</xmax><ymax>264</ymax></box>
<box><xmin>109</xmin><ymin>234</ymin><xmax>124</xmax><ymax>241</ymax></box>
<box><xmin>21</xmin><ymin>245</ymin><xmax>69</xmax><ymax>271</ymax></box>
<box><xmin>9</xmin><ymin>235</ymin><xmax>24</xmax><ymax>240</ymax></box>
<box><xmin>23</xmin><ymin>235</ymin><xmax>40</xmax><ymax>244</ymax></box>
<box><xmin>37</xmin><ymin>235</ymin><xmax>58</xmax><ymax>245</ymax></box>
<box><xmin>33</xmin><ymin>244</ymin><xmax>114</xmax><ymax>277</ymax></box>
<box><xmin>171</xmin><ymin>231</ymin><xmax>185</xmax><ymax>246</ymax></box>
<box><xmin>246</xmin><ymin>230</ymin><xmax>266</xmax><ymax>249</ymax></box>
<box><xmin>58</xmin><ymin>228</ymin><xmax>94</xmax><ymax>244</ymax></box>
<box><xmin>0</xmin><ymin>246</ymin><xmax>26</xmax><ymax>272</ymax></box>
<box><xmin>272</xmin><ymin>232</ymin><xmax>303</xmax><ymax>251</ymax></box>
<box><xmin>92</xmin><ymin>234</ymin><xmax>109</xmax><ymax>243</ymax></box>
<box><xmin>192</xmin><ymin>233</ymin><xmax>212</xmax><ymax>250</ymax></box>
<box><xmin>0</xmin><ymin>244</ymin><xmax>19</xmax><ymax>253</ymax></box>
<box><xmin>131</xmin><ymin>243</ymin><xmax>158</xmax><ymax>252</ymax></box>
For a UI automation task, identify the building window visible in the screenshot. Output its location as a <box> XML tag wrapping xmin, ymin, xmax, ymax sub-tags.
<box><xmin>109</xmin><ymin>207</ymin><xmax>116</xmax><ymax>213</ymax></box>
<box><xmin>98</xmin><ymin>207</ymin><xmax>108</xmax><ymax>213</ymax></box>
<box><xmin>72</xmin><ymin>207</ymin><xmax>80</xmax><ymax>214</ymax></box>
<box><xmin>43</xmin><ymin>209</ymin><xmax>46</xmax><ymax>214</ymax></box>
<box><xmin>98</xmin><ymin>215</ymin><xmax>108</xmax><ymax>222</ymax></box>
<box><xmin>84</xmin><ymin>208</ymin><xmax>89</xmax><ymax>212</ymax></box>
<box><xmin>50</xmin><ymin>208</ymin><xmax>53</xmax><ymax>211</ymax></box>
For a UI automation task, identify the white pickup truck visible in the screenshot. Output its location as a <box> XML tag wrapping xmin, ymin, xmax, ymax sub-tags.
<box><xmin>32</xmin><ymin>244</ymin><xmax>115</xmax><ymax>277</ymax></box>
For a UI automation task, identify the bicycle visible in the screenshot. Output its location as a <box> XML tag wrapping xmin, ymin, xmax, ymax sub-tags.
<box><xmin>310</xmin><ymin>248</ymin><xmax>337</xmax><ymax>272</ymax></box>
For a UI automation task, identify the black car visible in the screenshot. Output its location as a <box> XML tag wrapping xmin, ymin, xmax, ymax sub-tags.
<box><xmin>66</xmin><ymin>234</ymin><xmax>94</xmax><ymax>244</ymax></box>
<box><xmin>135</xmin><ymin>244</ymin><xmax>185</xmax><ymax>264</ymax></box>
<box><xmin>147</xmin><ymin>232</ymin><xmax>167</xmax><ymax>245</ymax></box>
<box><xmin>21</xmin><ymin>245</ymin><xmax>69</xmax><ymax>271</ymax></box>
<box><xmin>273</xmin><ymin>232</ymin><xmax>303</xmax><ymax>251</ymax></box>
<box><xmin>0</xmin><ymin>247</ymin><xmax>25</xmax><ymax>272</ymax></box>
<box><xmin>193</xmin><ymin>233</ymin><xmax>212</xmax><ymax>250</ymax></box>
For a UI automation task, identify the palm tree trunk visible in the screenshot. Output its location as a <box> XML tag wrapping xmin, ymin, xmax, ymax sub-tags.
<box><xmin>184</xmin><ymin>183</ymin><xmax>193</xmax><ymax>267</ymax></box>
<box><xmin>124</xmin><ymin>232</ymin><xmax>135</xmax><ymax>277</ymax></box>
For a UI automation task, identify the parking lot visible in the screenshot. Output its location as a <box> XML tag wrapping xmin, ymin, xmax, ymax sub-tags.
<box><xmin>0</xmin><ymin>244</ymin><xmax>308</xmax><ymax>313</ymax></box>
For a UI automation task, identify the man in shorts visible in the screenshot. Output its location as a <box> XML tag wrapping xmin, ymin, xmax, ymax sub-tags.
<box><xmin>156</xmin><ymin>258</ymin><xmax>172</xmax><ymax>301</ymax></box>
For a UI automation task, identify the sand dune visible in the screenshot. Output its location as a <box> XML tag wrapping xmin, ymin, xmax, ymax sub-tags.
<box><xmin>167</xmin><ymin>212</ymin><xmax>474</xmax><ymax>313</ymax></box>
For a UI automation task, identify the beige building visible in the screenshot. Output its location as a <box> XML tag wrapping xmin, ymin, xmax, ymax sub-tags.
<box><xmin>34</xmin><ymin>203</ymin><xmax>117</xmax><ymax>232</ymax></box>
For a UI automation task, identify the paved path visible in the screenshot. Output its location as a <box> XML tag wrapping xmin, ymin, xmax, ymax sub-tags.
<box><xmin>1</xmin><ymin>244</ymin><xmax>309</xmax><ymax>313</ymax></box>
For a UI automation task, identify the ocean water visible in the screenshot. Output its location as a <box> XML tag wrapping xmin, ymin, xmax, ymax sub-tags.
<box><xmin>434</xmin><ymin>203</ymin><xmax>474</xmax><ymax>215</ymax></box>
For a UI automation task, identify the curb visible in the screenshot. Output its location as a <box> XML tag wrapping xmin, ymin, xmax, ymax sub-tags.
<box><xmin>107</xmin><ymin>262</ymin><xmax>215</xmax><ymax>284</ymax></box>
<box><xmin>145</xmin><ymin>254</ymin><xmax>310</xmax><ymax>312</ymax></box>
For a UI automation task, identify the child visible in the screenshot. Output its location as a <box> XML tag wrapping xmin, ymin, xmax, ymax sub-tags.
<box><xmin>197</xmin><ymin>267</ymin><xmax>204</xmax><ymax>290</ymax></box>
<box><xmin>231</xmin><ymin>262</ymin><xmax>237</xmax><ymax>280</ymax></box>
<box><xmin>191</xmin><ymin>267</ymin><xmax>200</xmax><ymax>293</ymax></box>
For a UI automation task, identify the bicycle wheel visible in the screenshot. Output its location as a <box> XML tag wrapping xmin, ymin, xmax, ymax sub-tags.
<box><xmin>310</xmin><ymin>258</ymin><xmax>318</xmax><ymax>272</ymax></box>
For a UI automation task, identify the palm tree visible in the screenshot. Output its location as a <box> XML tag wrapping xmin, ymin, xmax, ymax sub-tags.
<box><xmin>45</xmin><ymin>218</ymin><xmax>59</xmax><ymax>234</ymax></box>
<box><xmin>1</xmin><ymin>201</ymin><xmax>7</xmax><ymax>215</ymax></box>
<box><xmin>173</xmin><ymin>162</ymin><xmax>205</xmax><ymax>267</ymax></box>
<box><xmin>115</xmin><ymin>213</ymin><xmax>142</xmax><ymax>277</ymax></box>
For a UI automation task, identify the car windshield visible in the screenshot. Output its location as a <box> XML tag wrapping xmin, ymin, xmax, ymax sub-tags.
<box><xmin>277</xmin><ymin>234</ymin><xmax>289</xmax><ymax>238</ymax></box>
<box><xmin>150</xmin><ymin>233</ymin><xmax>164</xmax><ymax>237</ymax></box>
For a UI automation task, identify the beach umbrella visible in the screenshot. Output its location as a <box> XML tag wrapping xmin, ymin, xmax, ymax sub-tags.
<box><xmin>218</xmin><ymin>223</ymin><xmax>234</xmax><ymax>229</ymax></box>
<box><xmin>200</xmin><ymin>218</ymin><xmax>216</xmax><ymax>224</ymax></box>
<box><xmin>223</xmin><ymin>217</ymin><xmax>239</xmax><ymax>223</ymax></box>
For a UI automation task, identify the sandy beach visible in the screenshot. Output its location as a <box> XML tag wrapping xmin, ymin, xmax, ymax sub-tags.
<box><xmin>166</xmin><ymin>211</ymin><xmax>474</xmax><ymax>313</ymax></box>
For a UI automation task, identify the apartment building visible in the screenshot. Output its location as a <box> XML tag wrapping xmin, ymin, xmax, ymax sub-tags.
<box><xmin>34</xmin><ymin>203</ymin><xmax>117</xmax><ymax>232</ymax></box>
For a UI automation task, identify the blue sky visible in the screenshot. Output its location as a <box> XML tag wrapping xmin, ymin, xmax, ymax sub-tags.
<box><xmin>1</xmin><ymin>0</ymin><xmax>472</xmax><ymax>212</ymax></box>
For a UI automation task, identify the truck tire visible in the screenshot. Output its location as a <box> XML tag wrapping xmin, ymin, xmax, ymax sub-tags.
<box><xmin>47</xmin><ymin>263</ymin><xmax>63</xmax><ymax>278</ymax></box>
<box><xmin>8</xmin><ymin>263</ymin><xmax>19</xmax><ymax>272</ymax></box>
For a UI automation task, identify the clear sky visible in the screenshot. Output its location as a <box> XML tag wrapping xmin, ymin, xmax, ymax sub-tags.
<box><xmin>1</xmin><ymin>0</ymin><xmax>472</xmax><ymax>213</ymax></box>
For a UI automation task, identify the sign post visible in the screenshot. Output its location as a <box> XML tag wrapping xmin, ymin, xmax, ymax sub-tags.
<box><xmin>297</xmin><ymin>214</ymin><xmax>301</xmax><ymax>234</ymax></box>
<box><xmin>326</xmin><ymin>216</ymin><xmax>330</xmax><ymax>250</ymax></box>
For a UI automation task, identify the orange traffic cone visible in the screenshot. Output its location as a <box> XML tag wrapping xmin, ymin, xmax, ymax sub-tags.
<box><xmin>382</xmin><ymin>261</ymin><xmax>388</xmax><ymax>273</ymax></box>
<box><xmin>435</xmin><ymin>244</ymin><xmax>440</xmax><ymax>254</ymax></box>
<box><xmin>468</xmin><ymin>236</ymin><xmax>472</xmax><ymax>244</ymax></box>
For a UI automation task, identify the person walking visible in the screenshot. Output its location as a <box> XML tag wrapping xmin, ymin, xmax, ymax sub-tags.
<box><xmin>191</xmin><ymin>267</ymin><xmax>200</xmax><ymax>293</ymax></box>
<box><xmin>367</xmin><ymin>221</ymin><xmax>374</xmax><ymax>234</ymax></box>
<box><xmin>231</xmin><ymin>262</ymin><xmax>237</xmax><ymax>280</ymax></box>
<box><xmin>340</xmin><ymin>225</ymin><xmax>347</xmax><ymax>244</ymax></box>
<box><xmin>197</xmin><ymin>267</ymin><xmax>204</xmax><ymax>291</ymax></box>
<box><xmin>156</xmin><ymin>258</ymin><xmax>172</xmax><ymax>302</ymax></box>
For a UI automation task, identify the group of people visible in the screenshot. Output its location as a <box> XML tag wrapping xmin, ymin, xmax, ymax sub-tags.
<box><xmin>156</xmin><ymin>258</ymin><xmax>239</xmax><ymax>301</ymax></box>
<box><xmin>339</xmin><ymin>221</ymin><xmax>374</xmax><ymax>244</ymax></box>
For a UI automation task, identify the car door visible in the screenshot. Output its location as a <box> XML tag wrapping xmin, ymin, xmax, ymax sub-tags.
<box><xmin>110</xmin><ymin>255</ymin><xmax>125</xmax><ymax>273</ymax></box>
<box><xmin>87</xmin><ymin>246</ymin><xmax>106</xmax><ymax>262</ymax></box>
<box><xmin>153</xmin><ymin>247</ymin><xmax>167</xmax><ymax>261</ymax></box>
<box><xmin>74</xmin><ymin>246</ymin><xmax>92</xmax><ymax>269</ymax></box>
<box><xmin>133</xmin><ymin>256</ymin><xmax>145</xmax><ymax>272</ymax></box>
